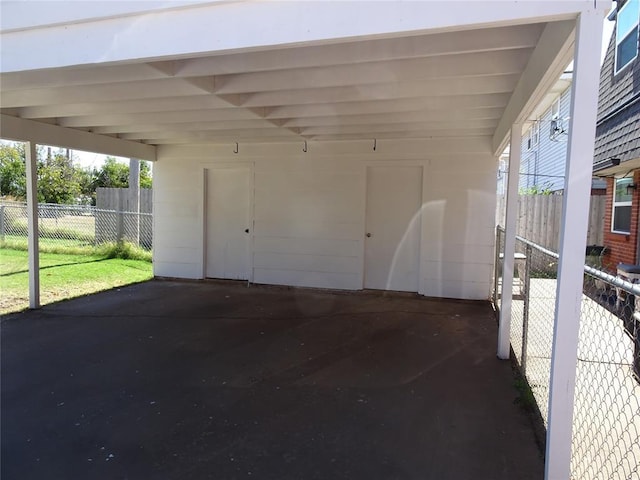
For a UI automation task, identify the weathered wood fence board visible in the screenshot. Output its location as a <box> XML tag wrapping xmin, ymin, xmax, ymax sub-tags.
<box><xmin>96</xmin><ymin>188</ymin><xmax>152</xmax><ymax>213</ymax></box>
<box><xmin>95</xmin><ymin>188</ymin><xmax>153</xmax><ymax>247</ymax></box>
<box><xmin>497</xmin><ymin>195</ymin><xmax>605</xmax><ymax>252</ymax></box>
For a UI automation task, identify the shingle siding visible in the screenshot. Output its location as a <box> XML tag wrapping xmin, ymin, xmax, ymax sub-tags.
<box><xmin>594</xmin><ymin>27</ymin><xmax>640</xmax><ymax>164</ymax></box>
<box><xmin>595</xmin><ymin>100</ymin><xmax>640</xmax><ymax>163</ymax></box>
<box><xmin>595</xmin><ymin>6</ymin><xmax>640</xmax><ymax>267</ymax></box>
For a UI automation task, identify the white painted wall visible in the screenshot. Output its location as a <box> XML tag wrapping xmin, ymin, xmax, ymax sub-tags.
<box><xmin>154</xmin><ymin>138</ymin><xmax>497</xmax><ymax>300</ymax></box>
<box><xmin>422</xmin><ymin>155</ymin><xmax>498</xmax><ymax>299</ymax></box>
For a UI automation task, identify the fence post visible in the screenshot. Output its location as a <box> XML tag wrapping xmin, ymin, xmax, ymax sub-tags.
<box><xmin>494</xmin><ymin>226</ymin><xmax>502</xmax><ymax>307</ymax></box>
<box><xmin>521</xmin><ymin>243</ymin><xmax>532</xmax><ymax>375</ymax></box>
<box><xmin>129</xmin><ymin>158</ymin><xmax>141</xmax><ymax>246</ymax></box>
<box><xmin>498</xmin><ymin>122</ymin><xmax>523</xmax><ymax>360</ymax></box>
<box><xmin>0</xmin><ymin>205</ymin><xmax>5</xmax><ymax>242</ymax></box>
<box><xmin>116</xmin><ymin>190</ymin><xmax>124</xmax><ymax>242</ymax></box>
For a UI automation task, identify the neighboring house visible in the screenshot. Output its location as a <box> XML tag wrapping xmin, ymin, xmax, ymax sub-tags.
<box><xmin>518</xmin><ymin>75</ymin><xmax>607</xmax><ymax>194</ymax></box>
<box><xmin>520</xmin><ymin>76</ymin><xmax>573</xmax><ymax>193</ymax></box>
<box><xmin>592</xmin><ymin>0</ymin><xmax>640</xmax><ymax>271</ymax></box>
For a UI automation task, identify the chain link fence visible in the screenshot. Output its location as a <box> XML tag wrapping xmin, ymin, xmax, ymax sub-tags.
<box><xmin>494</xmin><ymin>227</ymin><xmax>640</xmax><ymax>480</ymax></box>
<box><xmin>0</xmin><ymin>201</ymin><xmax>152</xmax><ymax>250</ymax></box>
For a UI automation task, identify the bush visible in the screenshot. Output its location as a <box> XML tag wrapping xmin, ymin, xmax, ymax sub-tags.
<box><xmin>95</xmin><ymin>241</ymin><xmax>152</xmax><ymax>262</ymax></box>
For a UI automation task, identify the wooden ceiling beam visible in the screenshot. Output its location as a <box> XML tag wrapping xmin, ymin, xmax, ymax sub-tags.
<box><xmin>265</xmin><ymin>94</ymin><xmax>511</xmax><ymax>119</ymax></box>
<box><xmin>283</xmin><ymin>108</ymin><xmax>504</xmax><ymax>128</ymax></box>
<box><xmin>18</xmin><ymin>95</ymin><xmax>243</xmax><ymax>119</ymax></box>
<box><xmin>0</xmin><ymin>77</ymin><xmax>216</xmax><ymax>108</ymax></box>
<box><xmin>239</xmin><ymin>74</ymin><xmax>521</xmax><ymax>107</ymax></box>
<box><xmin>300</xmin><ymin>119</ymin><xmax>498</xmax><ymax>136</ymax></box>
<box><xmin>214</xmin><ymin>49</ymin><xmax>532</xmax><ymax>94</ymax></box>
<box><xmin>120</xmin><ymin>128</ymin><xmax>299</xmax><ymax>141</ymax></box>
<box><xmin>93</xmin><ymin>119</ymin><xmax>279</xmax><ymax>135</ymax></box>
<box><xmin>57</xmin><ymin>108</ymin><xmax>259</xmax><ymax>128</ymax></box>
<box><xmin>178</xmin><ymin>24</ymin><xmax>543</xmax><ymax>77</ymax></box>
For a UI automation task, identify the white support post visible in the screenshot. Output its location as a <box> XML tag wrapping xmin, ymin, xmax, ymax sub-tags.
<box><xmin>25</xmin><ymin>141</ymin><xmax>40</xmax><ymax>309</ymax></box>
<box><xmin>498</xmin><ymin>123</ymin><xmax>523</xmax><ymax>359</ymax></box>
<box><xmin>545</xmin><ymin>9</ymin><xmax>604</xmax><ymax>480</ymax></box>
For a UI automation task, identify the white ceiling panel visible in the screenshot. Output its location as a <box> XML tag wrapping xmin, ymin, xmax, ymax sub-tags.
<box><xmin>0</xmin><ymin>21</ymin><xmax>574</xmax><ymax>147</ymax></box>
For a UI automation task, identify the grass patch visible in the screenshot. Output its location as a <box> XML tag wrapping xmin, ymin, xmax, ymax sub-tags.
<box><xmin>513</xmin><ymin>377</ymin><xmax>537</xmax><ymax>412</ymax></box>
<box><xmin>1</xmin><ymin>235</ymin><xmax>95</xmax><ymax>251</ymax></box>
<box><xmin>4</xmin><ymin>216</ymin><xmax>96</xmax><ymax>243</ymax></box>
<box><xmin>0</xmin><ymin>237</ymin><xmax>152</xmax><ymax>261</ymax></box>
<box><xmin>511</xmin><ymin>364</ymin><xmax>547</xmax><ymax>455</ymax></box>
<box><xmin>0</xmin><ymin>247</ymin><xmax>153</xmax><ymax>315</ymax></box>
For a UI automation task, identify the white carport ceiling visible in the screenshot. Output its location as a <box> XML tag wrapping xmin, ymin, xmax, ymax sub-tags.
<box><xmin>1</xmin><ymin>22</ymin><xmax>558</xmax><ymax>147</ymax></box>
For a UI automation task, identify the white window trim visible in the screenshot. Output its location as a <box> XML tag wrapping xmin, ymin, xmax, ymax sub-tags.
<box><xmin>551</xmin><ymin>98</ymin><xmax>561</xmax><ymax>119</ymax></box>
<box><xmin>612</xmin><ymin>177</ymin><xmax>633</xmax><ymax>234</ymax></box>
<box><xmin>614</xmin><ymin>0</ymin><xmax>640</xmax><ymax>74</ymax></box>
<box><xmin>532</xmin><ymin>120</ymin><xmax>540</xmax><ymax>147</ymax></box>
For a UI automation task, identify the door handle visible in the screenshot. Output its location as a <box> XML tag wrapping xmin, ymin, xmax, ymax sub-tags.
<box><xmin>245</xmin><ymin>228</ymin><xmax>250</xmax><ymax>233</ymax></box>
<box><xmin>366</xmin><ymin>233</ymin><xmax>372</xmax><ymax>238</ymax></box>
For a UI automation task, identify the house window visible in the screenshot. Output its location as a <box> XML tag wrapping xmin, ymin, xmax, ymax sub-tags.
<box><xmin>612</xmin><ymin>177</ymin><xmax>633</xmax><ymax>234</ymax></box>
<box><xmin>524</xmin><ymin>122</ymin><xmax>539</xmax><ymax>151</ymax></box>
<box><xmin>615</xmin><ymin>0</ymin><xmax>640</xmax><ymax>74</ymax></box>
<box><xmin>532</xmin><ymin>121</ymin><xmax>539</xmax><ymax>147</ymax></box>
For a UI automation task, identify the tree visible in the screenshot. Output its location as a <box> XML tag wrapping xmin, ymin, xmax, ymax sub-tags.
<box><xmin>37</xmin><ymin>149</ymin><xmax>82</xmax><ymax>204</ymax></box>
<box><xmin>93</xmin><ymin>157</ymin><xmax>129</xmax><ymax>188</ymax></box>
<box><xmin>93</xmin><ymin>157</ymin><xmax>152</xmax><ymax>189</ymax></box>
<box><xmin>0</xmin><ymin>143</ymin><xmax>87</xmax><ymax>203</ymax></box>
<box><xmin>139</xmin><ymin>161</ymin><xmax>152</xmax><ymax>189</ymax></box>
<box><xmin>0</xmin><ymin>143</ymin><xmax>26</xmax><ymax>199</ymax></box>
<box><xmin>0</xmin><ymin>144</ymin><xmax>152</xmax><ymax>204</ymax></box>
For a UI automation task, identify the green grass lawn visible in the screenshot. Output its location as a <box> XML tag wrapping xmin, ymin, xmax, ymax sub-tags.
<box><xmin>0</xmin><ymin>248</ymin><xmax>153</xmax><ymax>315</ymax></box>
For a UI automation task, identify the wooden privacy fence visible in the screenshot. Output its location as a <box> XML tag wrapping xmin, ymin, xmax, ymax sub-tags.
<box><xmin>496</xmin><ymin>194</ymin><xmax>606</xmax><ymax>252</ymax></box>
<box><xmin>96</xmin><ymin>188</ymin><xmax>153</xmax><ymax>247</ymax></box>
<box><xmin>96</xmin><ymin>187</ymin><xmax>152</xmax><ymax>213</ymax></box>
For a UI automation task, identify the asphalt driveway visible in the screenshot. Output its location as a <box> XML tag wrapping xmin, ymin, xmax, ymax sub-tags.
<box><xmin>1</xmin><ymin>280</ymin><xmax>543</xmax><ymax>479</ymax></box>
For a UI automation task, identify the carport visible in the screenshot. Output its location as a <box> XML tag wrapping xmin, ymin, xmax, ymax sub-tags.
<box><xmin>0</xmin><ymin>1</ymin><xmax>609</xmax><ymax>478</ymax></box>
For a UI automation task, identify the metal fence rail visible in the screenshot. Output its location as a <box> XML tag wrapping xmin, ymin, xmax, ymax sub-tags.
<box><xmin>494</xmin><ymin>227</ymin><xmax>640</xmax><ymax>480</ymax></box>
<box><xmin>0</xmin><ymin>201</ymin><xmax>152</xmax><ymax>250</ymax></box>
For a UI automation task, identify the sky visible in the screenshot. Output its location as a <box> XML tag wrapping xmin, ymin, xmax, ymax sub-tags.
<box><xmin>73</xmin><ymin>149</ymin><xmax>128</xmax><ymax>169</ymax></box>
<box><xmin>602</xmin><ymin>14</ymin><xmax>615</xmax><ymax>63</ymax></box>
<box><xmin>3</xmin><ymin>15</ymin><xmax>618</xmax><ymax>168</ymax></box>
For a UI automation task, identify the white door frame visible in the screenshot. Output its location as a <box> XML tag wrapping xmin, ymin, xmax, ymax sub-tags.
<box><xmin>198</xmin><ymin>162</ymin><xmax>255</xmax><ymax>281</ymax></box>
<box><xmin>362</xmin><ymin>161</ymin><xmax>426</xmax><ymax>292</ymax></box>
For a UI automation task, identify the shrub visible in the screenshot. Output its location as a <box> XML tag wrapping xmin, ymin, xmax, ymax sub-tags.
<box><xmin>95</xmin><ymin>241</ymin><xmax>152</xmax><ymax>262</ymax></box>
